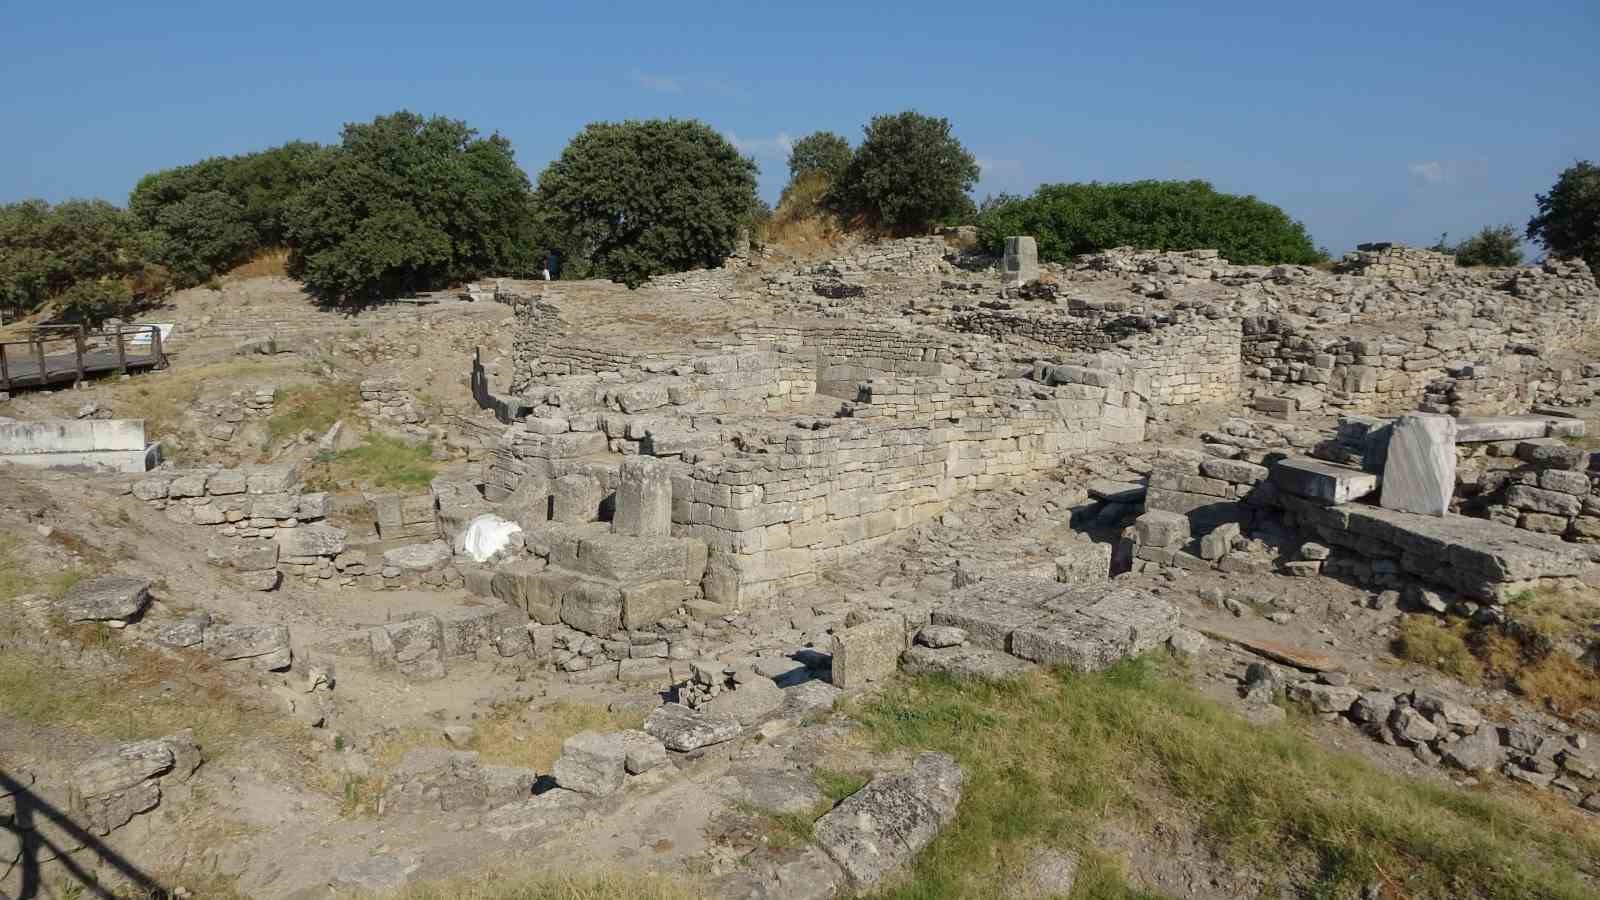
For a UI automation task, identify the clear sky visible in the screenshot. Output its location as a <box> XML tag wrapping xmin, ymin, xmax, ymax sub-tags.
<box><xmin>2</xmin><ymin>0</ymin><xmax>1596</xmax><ymax>257</ymax></box>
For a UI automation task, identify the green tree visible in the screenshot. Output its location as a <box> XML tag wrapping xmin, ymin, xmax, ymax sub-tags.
<box><xmin>0</xmin><ymin>199</ymin><xmax>146</xmax><ymax>319</ymax></box>
<box><xmin>1452</xmin><ymin>225</ymin><xmax>1522</xmax><ymax>267</ymax></box>
<box><xmin>787</xmin><ymin>131</ymin><xmax>852</xmax><ymax>183</ymax></box>
<box><xmin>130</xmin><ymin>141</ymin><xmax>329</xmax><ymax>285</ymax></box>
<box><xmin>534</xmin><ymin>119</ymin><xmax>759</xmax><ymax>288</ymax></box>
<box><xmin>975</xmin><ymin>180</ymin><xmax>1322</xmax><ymax>266</ymax></box>
<box><xmin>285</xmin><ymin>111</ymin><xmax>538</xmax><ymax>302</ymax></box>
<box><xmin>829</xmin><ymin>111</ymin><xmax>979</xmax><ymax>234</ymax></box>
<box><xmin>1527</xmin><ymin>161</ymin><xmax>1600</xmax><ymax>274</ymax></box>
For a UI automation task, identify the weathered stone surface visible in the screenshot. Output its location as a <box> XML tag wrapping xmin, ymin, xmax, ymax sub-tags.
<box><xmin>481</xmin><ymin>764</ymin><xmax>537</xmax><ymax>807</ymax></box>
<box><xmin>551</xmin><ymin>731</ymin><xmax>627</xmax><ymax>797</ymax></box>
<box><xmin>644</xmin><ymin>702</ymin><xmax>741</xmax><ymax>751</ymax></box>
<box><xmin>1287</xmin><ymin>682</ymin><xmax>1360</xmax><ymax>714</ymax></box>
<box><xmin>551</xmin><ymin>474</ymin><xmax>604</xmax><ymax>524</ymax></box>
<box><xmin>704</xmin><ymin>677</ymin><xmax>785</xmax><ymax>725</ymax></box>
<box><xmin>332</xmin><ymin>855</ymin><xmax>422</xmax><ymax>893</ymax></box>
<box><xmin>57</xmin><ymin>576</ymin><xmax>151</xmax><ymax>623</ymax></box>
<box><xmin>1009</xmin><ymin>615</ymin><xmax>1134</xmax><ymax>672</ymax></box>
<box><xmin>780</xmin><ymin>680</ymin><xmax>844</xmax><ymax>719</ymax></box>
<box><xmin>1441</xmin><ymin>727</ymin><xmax>1503</xmax><ymax>772</ymax></box>
<box><xmin>1001</xmin><ymin>235</ymin><xmax>1039</xmax><ymax>287</ymax></box>
<box><xmin>560</xmin><ymin>578</ymin><xmax>624</xmax><ymax>636</ymax></box>
<box><xmin>1201</xmin><ymin>630</ymin><xmax>1343</xmax><ymax>672</ymax></box>
<box><xmin>716</xmin><ymin>769</ymin><xmax>826</xmax><ymax>816</ymax></box>
<box><xmin>207</xmin><ymin>541</ymin><xmax>279</xmax><ymax>572</ymax></box>
<box><xmin>70</xmin><ymin>739</ymin><xmax>175</xmax><ymax>834</ymax></box>
<box><xmin>1199</xmin><ymin>522</ymin><xmax>1241</xmax><ymax>560</ymax></box>
<box><xmin>372</xmin><ymin>616</ymin><xmax>446</xmax><ymax>681</ymax></box>
<box><xmin>930</xmin><ymin>598</ymin><xmax>1048</xmax><ymax>652</ymax></box>
<box><xmin>383</xmin><ymin>541</ymin><xmax>453</xmax><ymax>572</ymax></box>
<box><xmin>1270</xmin><ymin>458</ymin><xmax>1378</xmax><ymax>504</ymax></box>
<box><xmin>914</xmin><ymin>625</ymin><xmax>967</xmax><ymax>648</ymax></box>
<box><xmin>1134</xmin><ymin>510</ymin><xmax>1190</xmax><ymax>549</ymax></box>
<box><xmin>1005</xmin><ymin>847</ymin><xmax>1080</xmax><ymax>900</ymax></box>
<box><xmin>614</xmin><ymin>456</ymin><xmax>673</xmax><ymax>537</ymax></box>
<box><xmin>831</xmin><ymin>617</ymin><xmax>904</xmax><ymax>689</ymax></box>
<box><xmin>1505</xmin><ymin>484</ymin><xmax>1583</xmax><ymax>517</ymax></box>
<box><xmin>1052</xmin><ymin>542</ymin><xmax>1111</xmax><ymax>585</ymax></box>
<box><xmin>381</xmin><ymin>749</ymin><xmax>486</xmax><ymax>814</ymax></box>
<box><xmin>900</xmin><ymin>644</ymin><xmax>1036</xmax><ymax>682</ymax></box>
<box><xmin>814</xmin><ymin>752</ymin><xmax>964</xmax><ymax>887</ymax></box>
<box><xmin>275</xmin><ymin>523</ymin><xmax>347</xmax><ymax>558</ymax></box>
<box><xmin>619</xmin><ymin>729</ymin><xmax>670</xmax><ymax>774</ymax></box>
<box><xmin>203</xmin><ymin>623</ymin><xmax>291</xmax><ymax>670</ymax></box>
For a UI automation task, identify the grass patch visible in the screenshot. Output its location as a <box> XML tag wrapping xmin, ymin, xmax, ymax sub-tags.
<box><xmin>312</xmin><ymin>434</ymin><xmax>438</xmax><ymax>491</ymax></box>
<box><xmin>378</xmin><ymin>870</ymin><xmax>694</xmax><ymax>900</ymax></box>
<box><xmin>118</xmin><ymin>361</ymin><xmax>279</xmax><ymax>441</ymax></box>
<box><xmin>851</xmin><ymin>660</ymin><xmax>1600</xmax><ymax>900</ymax></box>
<box><xmin>740</xmin><ymin>767</ymin><xmax>872</xmax><ymax>851</ymax></box>
<box><xmin>1394</xmin><ymin>615</ymin><xmax>1483</xmax><ymax>683</ymax></box>
<box><xmin>0</xmin><ymin>645</ymin><xmax>302</xmax><ymax>762</ymax></box>
<box><xmin>266</xmin><ymin>381</ymin><xmax>361</xmax><ymax>442</ymax></box>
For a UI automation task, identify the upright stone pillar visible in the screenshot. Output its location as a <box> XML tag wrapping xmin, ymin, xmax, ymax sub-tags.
<box><xmin>614</xmin><ymin>457</ymin><xmax>673</xmax><ymax>536</ymax></box>
<box><xmin>1001</xmin><ymin>236</ymin><xmax>1039</xmax><ymax>287</ymax></box>
<box><xmin>1379</xmin><ymin>413</ymin><xmax>1458</xmax><ymax>516</ymax></box>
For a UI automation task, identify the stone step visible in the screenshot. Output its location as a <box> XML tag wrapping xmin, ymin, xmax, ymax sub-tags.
<box><xmin>1088</xmin><ymin>479</ymin><xmax>1146</xmax><ymax>504</ymax></box>
<box><xmin>1269</xmin><ymin>457</ymin><xmax>1379</xmax><ymax>505</ymax></box>
<box><xmin>1455</xmin><ymin>415</ymin><xmax>1584</xmax><ymax>443</ymax></box>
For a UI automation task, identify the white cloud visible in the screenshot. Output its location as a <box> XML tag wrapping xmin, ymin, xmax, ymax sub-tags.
<box><xmin>631</xmin><ymin>70</ymin><xmax>682</xmax><ymax>94</ymax></box>
<box><xmin>1408</xmin><ymin>160</ymin><xmax>1446</xmax><ymax>184</ymax></box>
<box><xmin>726</xmin><ymin>131</ymin><xmax>794</xmax><ymax>159</ymax></box>
<box><xmin>977</xmin><ymin>158</ymin><xmax>1023</xmax><ymax>178</ymax></box>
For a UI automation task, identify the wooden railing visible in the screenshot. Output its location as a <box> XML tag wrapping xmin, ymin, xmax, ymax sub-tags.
<box><xmin>0</xmin><ymin>324</ymin><xmax>167</xmax><ymax>391</ymax></box>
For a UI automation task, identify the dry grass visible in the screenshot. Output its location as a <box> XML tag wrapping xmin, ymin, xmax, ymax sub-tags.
<box><xmin>378</xmin><ymin>870</ymin><xmax>695</xmax><ymax>900</ymax></box>
<box><xmin>764</xmin><ymin>172</ymin><xmax>847</xmax><ymax>252</ymax></box>
<box><xmin>307</xmin><ymin>434</ymin><xmax>439</xmax><ymax>491</ymax></box>
<box><xmin>117</xmin><ymin>360</ymin><xmax>280</xmax><ymax>441</ymax></box>
<box><xmin>0</xmin><ymin>643</ymin><xmax>304</xmax><ymax>762</ymax></box>
<box><xmin>1394</xmin><ymin>615</ymin><xmax>1482</xmax><ymax>683</ymax></box>
<box><xmin>852</xmin><ymin>659</ymin><xmax>1600</xmax><ymax>900</ymax></box>
<box><xmin>225</xmin><ymin>248</ymin><xmax>290</xmax><ymax>280</ymax></box>
<box><xmin>340</xmin><ymin>702</ymin><xmax>644</xmax><ymax>817</ymax></box>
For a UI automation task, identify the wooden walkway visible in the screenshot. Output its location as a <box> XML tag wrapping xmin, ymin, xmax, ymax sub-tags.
<box><xmin>0</xmin><ymin>325</ymin><xmax>167</xmax><ymax>392</ymax></box>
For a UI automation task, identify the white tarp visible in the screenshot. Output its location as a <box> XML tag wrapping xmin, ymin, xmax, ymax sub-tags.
<box><xmin>456</xmin><ymin>513</ymin><xmax>523</xmax><ymax>563</ymax></box>
<box><xmin>127</xmin><ymin>323</ymin><xmax>176</xmax><ymax>346</ymax></box>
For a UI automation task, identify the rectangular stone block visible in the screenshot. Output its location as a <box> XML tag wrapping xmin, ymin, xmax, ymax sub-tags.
<box><xmin>831</xmin><ymin>617</ymin><xmax>905</xmax><ymax>689</ymax></box>
<box><xmin>1379</xmin><ymin>413</ymin><xmax>1457</xmax><ymax>516</ymax></box>
<box><xmin>1269</xmin><ymin>458</ymin><xmax>1378</xmax><ymax>505</ymax></box>
<box><xmin>614</xmin><ymin>457</ymin><xmax>673</xmax><ymax>537</ymax></box>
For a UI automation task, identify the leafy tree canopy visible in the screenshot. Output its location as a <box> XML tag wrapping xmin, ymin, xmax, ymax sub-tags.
<box><xmin>976</xmin><ymin>180</ymin><xmax>1323</xmax><ymax>266</ymax></box>
<box><xmin>285</xmin><ymin>111</ymin><xmax>538</xmax><ymax>302</ymax></box>
<box><xmin>534</xmin><ymin>118</ymin><xmax>759</xmax><ymax>288</ymax></box>
<box><xmin>1527</xmin><ymin>161</ymin><xmax>1600</xmax><ymax>275</ymax></box>
<box><xmin>828</xmin><ymin>111</ymin><xmax>979</xmax><ymax>235</ymax></box>
<box><xmin>787</xmin><ymin>131</ymin><xmax>852</xmax><ymax>183</ymax></box>
<box><xmin>0</xmin><ymin>199</ymin><xmax>146</xmax><ymax>318</ymax></box>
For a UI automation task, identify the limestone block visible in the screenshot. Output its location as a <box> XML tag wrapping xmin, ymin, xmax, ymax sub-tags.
<box><xmin>1001</xmin><ymin>236</ymin><xmax>1039</xmax><ymax>286</ymax></box>
<box><xmin>1199</xmin><ymin>522</ymin><xmax>1241</xmax><ymax>561</ymax></box>
<box><xmin>614</xmin><ymin>457</ymin><xmax>673</xmax><ymax>537</ymax></box>
<box><xmin>831</xmin><ymin>617</ymin><xmax>905</xmax><ymax>689</ymax></box>
<box><xmin>1269</xmin><ymin>458</ymin><xmax>1378</xmax><ymax>505</ymax></box>
<box><xmin>1134</xmin><ymin>510</ymin><xmax>1190</xmax><ymax>549</ymax></box>
<box><xmin>56</xmin><ymin>576</ymin><xmax>151</xmax><ymax>623</ymax></box>
<box><xmin>551</xmin><ymin>731</ymin><xmax>627</xmax><ymax>796</ymax></box>
<box><xmin>1053</xmin><ymin>542</ymin><xmax>1111</xmax><ymax>585</ymax></box>
<box><xmin>813</xmin><ymin>753</ymin><xmax>963</xmax><ymax>887</ymax></box>
<box><xmin>276</xmin><ymin>523</ymin><xmax>347</xmax><ymax>558</ymax></box>
<box><xmin>204</xmin><ymin>623</ymin><xmax>291</xmax><ymax>670</ymax></box>
<box><xmin>559</xmin><ymin>578</ymin><xmax>623</xmax><ymax>635</ymax></box>
<box><xmin>551</xmin><ymin>474</ymin><xmax>604</xmax><ymax>524</ymax></box>
<box><xmin>1379</xmin><ymin>413</ymin><xmax>1457</xmax><ymax>516</ymax></box>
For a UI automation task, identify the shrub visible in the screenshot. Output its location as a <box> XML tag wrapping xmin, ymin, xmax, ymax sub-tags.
<box><xmin>828</xmin><ymin>111</ymin><xmax>979</xmax><ymax>235</ymax></box>
<box><xmin>1527</xmin><ymin>161</ymin><xmax>1600</xmax><ymax>275</ymax></box>
<box><xmin>147</xmin><ymin>190</ymin><xmax>259</xmax><ymax>285</ymax></box>
<box><xmin>1452</xmin><ymin>225</ymin><xmax>1522</xmax><ymax>267</ymax></box>
<box><xmin>976</xmin><ymin>180</ymin><xmax>1323</xmax><ymax>266</ymax></box>
<box><xmin>534</xmin><ymin>119</ymin><xmax>759</xmax><ymax>288</ymax></box>
<box><xmin>787</xmin><ymin>131</ymin><xmax>852</xmax><ymax>183</ymax></box>
<box><xmin>285</xmin><ymin>111</ymin><xmax>539</xmax><ymax>302</ymax></box>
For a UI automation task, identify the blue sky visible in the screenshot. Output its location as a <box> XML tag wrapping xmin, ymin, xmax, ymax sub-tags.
<box><xmin>2</xmin><ymin>0</ymin><xmax>1596</xmax><ymax>256</ymax></box>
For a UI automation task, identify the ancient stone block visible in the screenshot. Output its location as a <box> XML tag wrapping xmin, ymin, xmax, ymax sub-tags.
<box><xmin>831</xmin><ymin>617</ymin><xmax>904</xmax><ymax>689</ymax></box>
<box><xmin>275</xmin><ymin>523</ymin><xmax>347</xmax><ymax>558</ymax></box>
<box><xmin>57</xmin><ymin>576</ymin><xmax>151</xmax><ymax>624</ymax></box>
<box><xmin>643</xmin><ymin>703</ymin><xmax>741</xmax><ymax>751</ymax></box>
<box><xmin>204</xmin><ymin>623</ymin><xmax>291</xmax><ymax>670</ymax></box>
<box><xmin>551</xmin><ymin>731</ymin><xmax>627</xmax><ymax>796</ymax></box>
<box><xmin>551</xmin><ymin>474</ymin><xmax>604</xmax><ymax>524</ymax></box>
<box><xmin>559</xmin><ymin>578</ymin><xmax>623</xmax><ymax>635</ymax></box>
<box><xmin>614</xmin><ymin>456</ymin><xmax>673</xmax><ymax>536</ymax></box>
<box><xmin>1001</xmin><ymin>236</ymin><xmax>1039</xmax><ymax>287</ymax></box>
<box><xmin>1379</xmin><ymin>413</ymin><xmax>1457</xmax><ymax>516</ymax></box>
<box><xmin>1269</xmin><ymin>457</ymin><xmax>1378</xmax><ymax>505</ymax></box>
<box><xmin>814</xmin><ymin>752</ymin><xmax>963</xmax><ymax>887</ymax></box>
<box><xmin>1133</xmin><ymin>510</ymin><xmax>1190</xmax><ymax>549</ymax></box>
<box><xmin>1053</xmin><ymin>542</ymin><xmax>1111</xmax><ymax>585</ymax></box>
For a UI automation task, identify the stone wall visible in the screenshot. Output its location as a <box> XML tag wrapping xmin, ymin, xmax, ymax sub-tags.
<box><xmin>947</xmin><ymin>301</ymin><xmax>1242</xmax><ymax>409</ymax></box>
<box><xmin>673</xmin><ymin>364</ymin><xmax>1148</xmax><ymax>607</ymax></box>
<box><xmin>1335</xmin><ymin>243</ymin><xmax>1457</xmax><ymax>281</ymax></box>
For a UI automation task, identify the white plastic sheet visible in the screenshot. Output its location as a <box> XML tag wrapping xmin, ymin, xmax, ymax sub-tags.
<box><xmin>457</xmin><ymin>513</ymin><xmax>524</xmax><ymax>563</ymax></box>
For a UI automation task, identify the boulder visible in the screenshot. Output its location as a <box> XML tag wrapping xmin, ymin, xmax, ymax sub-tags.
<box><xmin>203</xmin><ymin>623</ymin><xmax>292</xmax><ymax>670</ymax></box>
<box><xmin>813</xmin><ymin>752</ymin><xmax>964</xmax><ymax>887</ymax></box>
<box><xmin>831</xmin><ymin>617</ymin><xmax>904</xmax><ymax>689</ymax></box>
<box><xmin>57</xmin><ymin>576</ymin><xmax>151</xmax><ymax>624</ymax></box>
<box><xmin>551</xmin><ymin>731</ymin><xmax>628</xmax><ymax>797</ymax></box>
<box><xmin>644</xmin><ymin>703</ymin><xmax>741</xmax><ymax>751</ymax></box>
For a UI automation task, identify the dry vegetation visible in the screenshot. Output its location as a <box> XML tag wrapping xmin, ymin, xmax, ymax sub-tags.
<box><xmin>849</xmin><ymin>661</ymin><xmax>1600</xmax><ymax>900</ymax></box>
<box><xmin>338</xmin><ymin>702</ymin><xmax>645</xmax><ymax>817</ymax></box>
<box><xmin>117</xmin><ymin>359</ymin><xmax>280</xmax><ymax>441</ymax></box>
<box><xmin>305</xmin><ymin>433</ymin><xmax>440</xmax><ymax>492</ymax></box>
<box><xmin>378</xmin><ymin>871</ymin><xmax>695</xmax><ymax>900</ymax></box>
<box><xmin>266</xmin><ymin>380</ymin><xmax>362</xmax><ymax>442</ymax></box>
<box><xmin>1395</xmin><ymin>587</ymin><xmax>1600</xmax><ymax>721</ymax></box>
<box><xmin>225</xmin><ymin>248</ymin><xmax>291</xmax><ymax>281</ymax></box>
